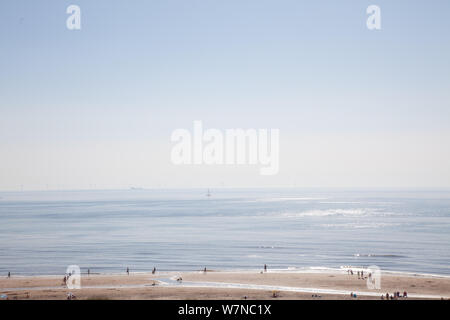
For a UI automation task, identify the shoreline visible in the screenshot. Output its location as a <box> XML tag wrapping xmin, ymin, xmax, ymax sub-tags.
<box><xmin>4</xmin><ymin>267</ymin><xmax>450</xmax><ymax>280</ymax></box>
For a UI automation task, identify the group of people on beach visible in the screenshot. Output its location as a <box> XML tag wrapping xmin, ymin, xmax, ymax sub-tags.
<box><xmin>349</xmin><ymin>291</ymin><xmax>408</xmax><ymax>300</ymax></box>
<box><xmin>381</xmin><ymin>291</ymin><xmax>407</xmax><ymax>300</ymax></box>
<box><xmin>62</xmin><ymin>272</ymin><xmax>72</xmax><ymax>285</ymax></box>
<box><xmin>347</xmin><ymin>269</ymin><xmax>370</xmax><ymax>280</ymax></box>
<box><xmin>125</xmin><ymin>266</ymin><xmax>157</xmax><ymax>275</ymax></box>
<box><xmin>347</xmin><ymin>268</ymin><xmax>409</xmax><ymax>300</ymax></box>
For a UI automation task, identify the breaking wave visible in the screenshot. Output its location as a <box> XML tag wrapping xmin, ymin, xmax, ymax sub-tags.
<box><xmin>353</xmin><ymin>254</ymin><xmax>406</xmax><ymax>258</ymax></box>
<box><xmin>282</xmin><ymin>209</ymin><xmax>368</xmax><ymax>217</ymax></box>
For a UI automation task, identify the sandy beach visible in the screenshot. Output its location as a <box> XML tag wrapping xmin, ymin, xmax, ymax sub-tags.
<box><xmin>1</xmin><ymin>270</ymin><xmax>449</xmax><ymax>300</ymax></box>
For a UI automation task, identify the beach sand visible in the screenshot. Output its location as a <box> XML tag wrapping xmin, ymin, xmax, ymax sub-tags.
<box><xmin>1</xmin><ymin>271</ymin><xmax>449</xmax><ymax>300</ymax></box>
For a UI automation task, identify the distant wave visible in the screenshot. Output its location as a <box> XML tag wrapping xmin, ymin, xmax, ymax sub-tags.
<box><xmin>257</xmin><ymin>197</ymin><xmax>327</xmax><ymax>202</ymax></box>
<box><xmin>282</xmin><ymin>209</ymin><xmax>367</xmax><ymax>217</ymax></box>
<box><xmin>319</xmin><ymin>201</ymin><xmax>362</xmax><ymax>204</ymax></box>
<box><xmin>320</xmin><ymin>222</ymin><xmax>397</xmax><ymax>229</ymax></box>
<box><xmin>246</xmin><ymin>254</ymin><xmax>263</xmax><ymax>258</ymax></box>
<box><xmin>353</xmin><ymin>254</ymin><xmax>406</xmax><ymax>258</ymax></box>
<box><xmin>256</xmin><ymin>245</ymin><xmax>282</xmax><ymax>249</ymax></box>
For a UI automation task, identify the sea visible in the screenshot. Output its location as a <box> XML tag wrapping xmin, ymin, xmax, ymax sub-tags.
<box><xmin>0</xmin><ymin>188</ymin><xmax>449</xmax><ymax>276</ymax></box>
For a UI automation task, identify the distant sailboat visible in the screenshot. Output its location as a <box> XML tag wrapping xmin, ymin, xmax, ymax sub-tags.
<box><xmin>206</xmin><ymin>189</ymin><xmax>211</xmax><ymax>197</ymax></box>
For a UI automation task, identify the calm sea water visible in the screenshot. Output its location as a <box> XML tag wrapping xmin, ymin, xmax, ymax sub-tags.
<box><xmin>0</xmin><ymin>188</ymin><xmax>449</xmax><ymax>276</ymax></box>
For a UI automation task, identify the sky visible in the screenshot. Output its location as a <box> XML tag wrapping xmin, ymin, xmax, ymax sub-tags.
<box><xmin>0</xmin><ymin>0</ymin><xmax>449</xmax><ymax>190</ymax></box>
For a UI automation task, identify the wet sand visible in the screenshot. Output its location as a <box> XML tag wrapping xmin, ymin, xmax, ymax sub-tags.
<box><xmin>1</xmin><ymin>271</ymin><xmax>449</xmax><ymax>300</ymax></box>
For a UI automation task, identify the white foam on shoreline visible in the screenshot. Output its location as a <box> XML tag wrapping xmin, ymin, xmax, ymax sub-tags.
<box><xmin>4</xmin><ymin>267</ymin><xmax>450</xmax><ymax>279</ymax></box>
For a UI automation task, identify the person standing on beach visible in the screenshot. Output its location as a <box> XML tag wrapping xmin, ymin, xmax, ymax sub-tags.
<box><xmin>126</xmin><ymin>267</ymin><xmax>129</xmax><ymax>275</ymax></box>
<box><xmin>152</xmin><ymin>267</ymin><xmax>156</xmax><ymax>274</ymax></box>
<box><xmin>7</xmin><ymin>272</ymin><xmax>10</xmax><ymax>278</ymax></box>
<box><xmin>87</xmin><ymin>269</ymin><xmax>90</xmax><ymax>276</ymax></box>
<box><xmin>264</xmin><ymin>264</ymin><xmax>267</xmax><ymax>272</ymax></box>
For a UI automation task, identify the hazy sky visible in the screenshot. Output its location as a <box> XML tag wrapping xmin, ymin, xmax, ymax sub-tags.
<box><xmin>1</xmin><ymin>0</ymin><xmax>449</xmax><ymax>190</ymax></box>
